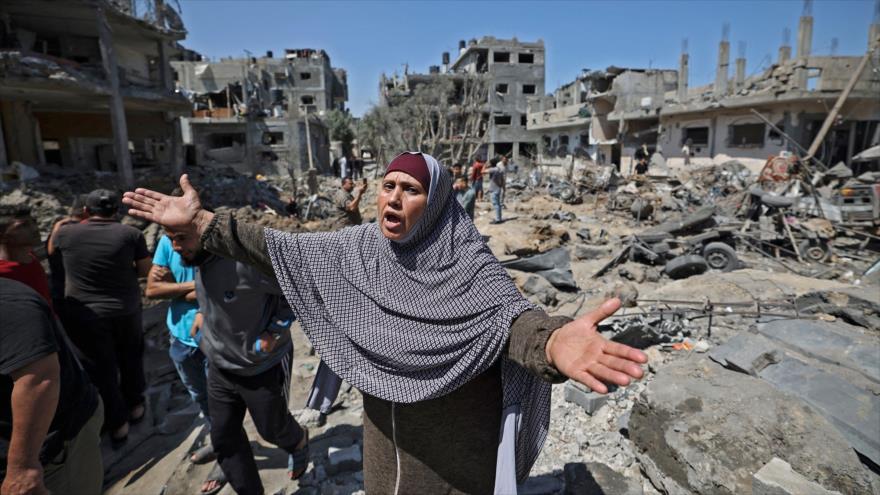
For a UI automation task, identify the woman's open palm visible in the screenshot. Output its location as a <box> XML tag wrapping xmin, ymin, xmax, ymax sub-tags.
<box><xmin>123</xmin><ymin>174</ymin><xmax>203</xmax><ymax>231</ymax></box>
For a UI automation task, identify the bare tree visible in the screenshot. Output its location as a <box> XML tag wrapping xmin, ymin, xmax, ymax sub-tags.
<box><xmin>358</xmin><ymin>74</ymin><xmax>489</xmax><ymax>169</ymax></box>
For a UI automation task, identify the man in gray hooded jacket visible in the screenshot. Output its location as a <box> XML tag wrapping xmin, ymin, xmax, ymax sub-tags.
<box><xmin>169</xmin><ymin>225</ymin><xmax>306</xmax><ymax>495</ymax></box>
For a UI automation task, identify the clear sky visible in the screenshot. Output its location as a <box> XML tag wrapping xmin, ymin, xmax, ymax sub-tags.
<box><xmin>178</xmin><ymin>0</ymin><xmax>875</xmax><ymax>116</ymax></box>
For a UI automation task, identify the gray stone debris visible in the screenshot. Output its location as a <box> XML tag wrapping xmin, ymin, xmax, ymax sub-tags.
<box><xmin>563</xmin><ymin>462</ymin><xmax>643</xmax><ymax>495</ymax></box>
<box><xmin>518</xmin><ymin>474</ymin><xmax>564</xmax><ymax>495</ymax></box>
<box><xmin>752</xmin><ymin>458</ymin><xmax>842</xmax><ymax>495</ymax></box>
<box><xmin>629</xmin><ymin>356</ymin><xmax>874</xmax><ymax>494</ymax></box>
<box><xmin>326</xmin><ymin>444</ymin><xmax>362</xmax><ymax>476</ymax></box>
<box><xmin>563</xmin><ymin>381</ymin><xmax>608</xmax><ymax>415</ymax></box>
<box><xmin>708</xmin><ymin>332</ymin><xmax>782</xmax><ymax>376</ymax></box>
<box><xmin>295</xmin><ymin>408</ymin><xmax>327</xmax><ymax>428</ymax></box>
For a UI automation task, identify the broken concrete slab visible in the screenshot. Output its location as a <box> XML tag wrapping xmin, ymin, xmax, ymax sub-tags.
<box><xmin>756</xmin><ymin>319</ymin><xmax>880</xmax><ymax>383</ymax></box>
<box><xmin>502</xmin><ymin>248</ymin><xmax>579</xmax><ymax>291</ymax></box>
<box><xmin>326</xmin><ymin>444</ymin><xmax>362</xmax><ymax>476</ymax></box>
<box><xmin>708</xmin><ymin>332</ymin><xmax>782</xmax><ymax>376</ymax></box>
<box><xmin>518</xmin><ymin>474</ymin><xmax>564</xmax><ymax>495</ymax></box>
<box><xmin>759</xmin><ymin>357</ymin><xmax>880</xmax><ymax>469</ymax></box>
<box><xmin>564</xmin><ymin>381</ymin><xmax>608</xmax><ymax>415</ymax></box>
<box><xmin>563</xmin><ymin>462</ymin><xmax>643</xmax><ymax>495</ymax></box>
<box><xmin>752</xmin><ymin>457</ymin><xmax>842</xmax><ymax>495</ymax></box>
<box><xmin>629</xmin><ymin>356</ymin><xmax>873</xmax><ymax>494</ymax></box>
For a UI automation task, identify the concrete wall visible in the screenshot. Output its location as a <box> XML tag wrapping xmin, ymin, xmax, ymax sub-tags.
<box><xmin>658</xmin><ymin>100</ymin><xmax>880</xmax><ymax>163</ymax></box>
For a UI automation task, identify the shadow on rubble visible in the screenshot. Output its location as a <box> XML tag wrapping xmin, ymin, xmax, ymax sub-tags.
<box><xmin>252</xmin><ymin>424</ymin><xmax>365</xmax><ymax>471</ymax></box>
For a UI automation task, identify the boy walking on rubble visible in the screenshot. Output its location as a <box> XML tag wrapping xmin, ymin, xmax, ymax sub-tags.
<box><xmin>145</xmin><ymin>225</ymin><xmax>217</xmax><ymax>460</ymax></box>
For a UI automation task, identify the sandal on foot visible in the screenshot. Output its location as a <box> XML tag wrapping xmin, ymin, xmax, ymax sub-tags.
<box><xmin>201</xmin><ymin>463</ymin><xmax>227</xmax><ymax>495</ymax></box>
<box><xmin>190</xmin><ymin>444</ymin><xmax>216</xmax><ymax>465</ymax></box>
<box><xmin>288</xmin><ymin>430</ymin><xmax>310</xmax><ymax>480</ymax></box>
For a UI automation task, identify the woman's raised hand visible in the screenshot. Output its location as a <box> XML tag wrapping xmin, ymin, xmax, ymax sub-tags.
<box><xmin>123</xmin><ymin>174</ymin><xmax>213</xmax><ymax>235</ymax></box>
<box><xmin>545</xmin><ymin>298</ymin><xmax>648</xmax><ymax>394</ymax></box>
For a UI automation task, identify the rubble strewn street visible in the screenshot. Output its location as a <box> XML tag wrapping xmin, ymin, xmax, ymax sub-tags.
<box><xmin>1</xmin><ymin>0</ymin><xmax>878</xmax><ymax>494</ymax></box>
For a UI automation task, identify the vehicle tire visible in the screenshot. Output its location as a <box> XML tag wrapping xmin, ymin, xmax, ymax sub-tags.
<box><xmin>702</xmin><ymin>242</ymin><xmax>738</xmax><ymax>272</ymax></box>
<box><xmin>798</xmin><ymin>239</ymin><xmax>831</xmax><ymax>262</ymax></box>
<box><xmin>664</xmin><ymin>254</ymin><xmax>708</xmax><ymax>280</ymax></box>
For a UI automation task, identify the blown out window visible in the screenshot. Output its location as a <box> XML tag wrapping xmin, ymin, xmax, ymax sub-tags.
<box><xmin>729</xmin><ymin>123</ymin><xmax>765</xmax><ymax>147</ymax></box>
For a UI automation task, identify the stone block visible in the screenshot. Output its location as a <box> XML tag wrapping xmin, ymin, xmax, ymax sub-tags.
<box><xmin>563</xmin><ymin>381</ymin><xmax>608</xmax><ymax>415</ymax></box>
<box><xmin>708</xmin><ymin>332</ymin><xmax>781</xmax><ymax>376</ymax></box>
<box><xmin>752</xmin><ymin>458</ymin><xmax>841</xmax><ymax>495</ymax></box>
<box><xmin>564</xmin><ymin>462</ymin><xmax>643</xmax><ymax>495</ymax></box>
<box><xmin>518</xmin><ymin>474</ymin><xmax>563</xmax><ymax>495</ymax></box>
<box><xmin>326</xmin><ymin>444</ymin><xmax>362</xmax><ymax>475</ymax></box>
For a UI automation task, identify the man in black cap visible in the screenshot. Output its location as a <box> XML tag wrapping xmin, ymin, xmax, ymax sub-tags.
<box><xmin>48</xmin><ymin>189</ymin><xmax>151</xmax><ymax>445</ymax></box>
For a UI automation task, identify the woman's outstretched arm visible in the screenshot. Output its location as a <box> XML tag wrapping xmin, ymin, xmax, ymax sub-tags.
<box><xmin>507</xmin><ymin>298</ymin><xmax>648</xmax><ymax>394</ymax></box>
<box><xmin>123</xmin><ymin>174</ymin><xmax>274</xmax><ymax>276</ymax></box>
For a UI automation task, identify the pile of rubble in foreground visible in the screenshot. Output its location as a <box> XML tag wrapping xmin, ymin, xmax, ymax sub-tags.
<box><xmin>2</xmin><ymin>156</ymin><xmax>878</xmax><ymax>495</ymax></box>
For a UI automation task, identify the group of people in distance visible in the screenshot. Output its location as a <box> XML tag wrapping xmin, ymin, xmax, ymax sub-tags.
<box><xmin>1</xmin><ymin>151</ymin><xmax>647</xmax><ymax>495</ymax></box>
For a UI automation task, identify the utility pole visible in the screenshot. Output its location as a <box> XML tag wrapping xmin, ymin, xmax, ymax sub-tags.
<box><xmin>804</xmin><ymin>43</ymin><xmax>876</xmax><ymax>167</ymax></box>
<box><xmin>96</xmin><ymin>6</ymin><xmax>134</xmax><ymax>190</ymax></box>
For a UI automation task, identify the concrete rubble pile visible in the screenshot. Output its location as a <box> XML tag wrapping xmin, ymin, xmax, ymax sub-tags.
<box><xmin>487</xmin><ymin>158</ymin><xmax>880</xmax><ymax>494</ymax></box>
<box><xmin>3</xmin><ymin>148</ymin><xmax>878</xmax><ymax>494</ymax></box>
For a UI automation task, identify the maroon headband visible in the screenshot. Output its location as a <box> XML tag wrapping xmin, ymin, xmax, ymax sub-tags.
<box><xmin>385</xmin><ymin>153</ymin><xmax>430</xmax><ymax>192</ymax></box>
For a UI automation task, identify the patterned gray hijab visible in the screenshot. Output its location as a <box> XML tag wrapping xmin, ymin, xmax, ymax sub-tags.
<box><xmin>265</xmin><ymin>152</ymin><xmax>550</xmax><ymax>489</ymax></box>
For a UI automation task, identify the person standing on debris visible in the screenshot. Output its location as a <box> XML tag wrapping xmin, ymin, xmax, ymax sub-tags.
<box><xmin>499</xmin><ymin>155</ymin><xmax>510</xmax><ymax>205</ymax></box>
<box><xmin>333</xmin><ymin>177</ymin><xmax>367</xmax><ymax>229</ymax></box>
<box><xmin>159</xmin><ymin>220</ymin><xmax>305</xmax><ymax>494</ymax></box>
<box><xmin>339</xmin><ymin>154</ymin><xmax>349</xmax><ymax>179</ymax></box>
<box><xmin>144</xmin><ymin>228</ymin><xmax>212</xmax><ymax>453</ymax></box>
<box><xmin>0</xmin><ymin>205</ymin><xmax>51</xmax><ymax>305</ymax></box>
<box><xmin>47</xmin><ymin>196</ymin><xmax>87</xmax><ymax>312</ymax></box>
<box><xmin>453</xmin><ymin>177</ymin><xmax>476</xmax><ymax>220</ymax></box>
<box><xmin>485</xmin><ymin>157</ymin><xmax>506</xmax><ymax>224</ymax></box>
<box><xmin>0</xmin><ymin>278</ymin><xmax>103</xmax><ymax>495</ymax></box>
<box><xmin>352</xmin><ymin>156</ymin><xmax>364</xmax><ymax>180</ymax></box>
<box><xmin>470</xmin><ymin>155</ymin><xmax>485</xmax><ymax>201</ymax></box>
<box><xmin>682</xmin><ymin>138</ymin><xmax>693</xmax><ymax>166</ymax></box>
<box><xmin>122</xmin><ymin>153</ymin><xmax>648</xmax><ymax>494</ymax></box>
<box><xmin>47</xmin><ymin>189</ymin><xmax>151</xmax><ymax>447</ymax></box>
<box><xmin>633</xmin><ymin>144</ymin><xmax>650</xmax><ymax>175</ymax></box>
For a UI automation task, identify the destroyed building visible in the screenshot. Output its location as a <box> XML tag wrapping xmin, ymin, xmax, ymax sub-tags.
<box><xmin>0</xmin><ymin>0</ymin><xmax>190</xmax><ymax>188</ymax></box>
<box><xmin>659</xmin><ymin>12</ymin><xmax>880</xmax><ymax>171</ymax></box>
<box><xmin>526</xmin><ymin>67</ymin><xmax>678</xmax><ymax>172</ymax></box>
<box><xmin>529</xmin><ymin>7</ymin><xmax>880</xmax><ymax>175</ymax></box>
<box><xmin>380</xmin><ymin>36</ymin><xmax>544</xmax><ymax>163</ymax></box>
<box><xmin>171</xmin><ymin>48</ymin><xmax>348</xmax><ymax>176</ymax></box>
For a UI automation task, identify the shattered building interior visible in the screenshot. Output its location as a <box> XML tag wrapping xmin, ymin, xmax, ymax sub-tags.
<box><xmin>171</xmin><ymin>48</ymin><xmax>347</xmax><ymax>176</ymax></box>
<box><xmin>0</xmin><ymin>0</ymin><xmax>189</xmax><ymax>188</ymax></box>
<box><xmin>527</xmin><ymin>9</ymin><xmax>880</xmax><ymax>177</ymax></box>
<box><xmin>1</xmin><ymin>1</ymin><xmax>880</xmax><ymax>495</ymax></box>
<box><xmin>380</xmin><ymin>36</ymin><xmax>544</xmax><ymax>162</ymax></box>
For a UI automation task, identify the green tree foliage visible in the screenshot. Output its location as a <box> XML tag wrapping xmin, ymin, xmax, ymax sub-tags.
<box><xmin>323</xmin><ymin>109</ymin><xmax>355</xmax><ymax>148</ymax></box>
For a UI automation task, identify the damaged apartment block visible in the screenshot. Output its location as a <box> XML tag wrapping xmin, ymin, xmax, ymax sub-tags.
<box><xmin>171</xmin><ymin>48</ymin><xmax>348</xmax><ymax>176</ymax></box>
<box><xmin>0</xmin><ymin>0</ymin><xmax>189</xmax><ymax>189</ymax></box>
<box><xmin>527</xmin><ymin>7</ymin><xmax>880</xmax><ymax>175</ymax></box>
<box><xmin>380</xmin><ymin>36</ymin><xmax>544</xmax><ymax>162</ymax></box>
